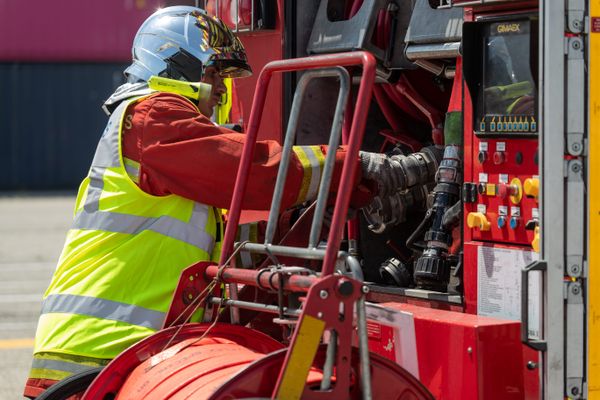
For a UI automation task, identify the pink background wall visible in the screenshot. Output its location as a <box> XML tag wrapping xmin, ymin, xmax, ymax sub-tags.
<box><xmin>0</xmin><ymin>0</ymin><xmax>164</xmax><ymax>61</ymax></box>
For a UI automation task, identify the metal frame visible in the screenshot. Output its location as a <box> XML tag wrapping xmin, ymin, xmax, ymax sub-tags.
<box><xmin>218</xmin><ymin>51</ymin><xmax>376</xmax><ymax>276</ymax></box>
<box><xmin>204</xmin><ymin>0</ymin><xmax>257</xmax><ymax>32</ymax></box>
<box><xmin>564</xmin><ymin>2</ymin><xmax>587</xmax><ymax>399</ymax></box>
<box><xmin>587</xmin><ymin>0</ymin><xmax>598</xmax><ymax>395</ymax></box>
<box><xmin>540</xmin><ymin>0</ymin><xmax>566</xmax><ymax>396</ymax></box>
<box><xmin>264</xmin><ymin>67</ymin><xmax>350</xmax><ymax>248</ymax></box>
<box><xmin>160</xmin><ymin>52</ymin><xmax>377</xmax><ymax>398</ymax></box>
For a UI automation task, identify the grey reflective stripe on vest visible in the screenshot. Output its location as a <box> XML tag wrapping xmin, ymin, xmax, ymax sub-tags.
<box><xmin>73</xmin><ymin>207</ymin><xmax>215</xmax><ymax>252</ymax></box>
<box><xmin>41</xmin><ymin>294</ymin><xmax>164</xmax><ymax>330</ymax></box>
<box><xmin>31</xmin><ymin>358</ymin><xmax>99</xmax><ymax>374</ymax></box>
<box><xmin>84</xmin><ymin>166</ymin><xmax>105</xmax><ymax>213</ymax></box>
<box><xmin>75</xmin><ymin>96</ymin><xmax>215</xmax><ymax>254</ymax></box>
<box><xmin>124</xmin><ymin>161</ymin><xmax>140</xmax><ymax>183</ymax></box>
<box><xmin>91</xmin><ymin>111</ymin><xmax>121</xmax><ymax>169</ymax></box>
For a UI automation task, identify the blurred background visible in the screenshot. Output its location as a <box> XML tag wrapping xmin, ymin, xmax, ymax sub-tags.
<box><xmin>0</xmin><ymin>1</ymin><xmax>199</xmax><ymax>398</ymax></box>
<box><xmin>0</xmin><ymin>0</ymin><xmax>201</xmax><ymax>190</ymax></box>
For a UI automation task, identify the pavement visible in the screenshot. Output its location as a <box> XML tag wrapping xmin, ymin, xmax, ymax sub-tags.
<box><xmin>0</xmin><ymin>194</ymin><xmax>75</xmax><ymax>399</ymax></box>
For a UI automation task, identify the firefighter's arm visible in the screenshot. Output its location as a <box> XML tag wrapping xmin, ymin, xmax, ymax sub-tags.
<box><xmin>135</xmin><ymin>94</ymin><xmax>357</xmax><ymax>210</ymax></box>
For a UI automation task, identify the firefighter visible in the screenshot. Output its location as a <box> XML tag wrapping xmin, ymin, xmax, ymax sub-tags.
<box><xmin>24</xmin><ymin>6</ymin><xmax>434</xmax><ymax>398</ymax></box>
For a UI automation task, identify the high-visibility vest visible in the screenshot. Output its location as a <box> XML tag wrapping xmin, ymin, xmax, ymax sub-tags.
<box><xmin>30</xmin><ymin>94</ymin><xmax>222</xmax><ymax>380</ymax></box>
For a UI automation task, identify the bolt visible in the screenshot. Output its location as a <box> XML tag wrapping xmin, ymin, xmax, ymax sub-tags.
<box><xmin>572</xmin><ymin>163</ymin><xmax>582</xmax><ymax>173</ymax></box>
<box><xmin>572</xmin><ymin>285</ymin><xmax>581</xmax><ymax>295</ymax></box>
<box><xmin>570</xmin><ymin>264</ymin><xmax>581</xmax><ymax>275</ymax></box>
<box><xmin>317</xmin><ymin>312</ymin><xmax>323</xmax><ymax>319</ymax></box>
<box><xmin>361</xmin><ymin>285</ymin><xmax>370</xmax><ymax>294</ymax></box>
<box><xmin>572</xmin><ymin>40</ymin><xmax>581</xmax><ymax>50</ymax></box>
<box><xmin>571</xmin><ymin>386</ymin><xmax>580</xmax><ymax>396</ymax></box>
<box><xmin>319</xmin><ymin>290</ymin><xmax>329</xmax><ymax>299</ymax></box>
<box><xmin>571</xmin><ymin>142</ymin><xmax>582</xmax><ymax>153</ymax></box>
<box><xmin>527</xmin><ymin>361</ymin><xmax>538</xmax><ymax>370</ymax></box>
<box><xmin>573</xmin><ymin>20</ymin><xmax>582</xmax><ymax>29</ymax></box>
<box><xmin>337</xmin><ymin>280</ymin><xmax>354</xmax><ymax>297</ymax></box>
<box><xmin>467</xmin><ymin>347</ymin><xmax>473</xmax><ymax>354</ymax></box>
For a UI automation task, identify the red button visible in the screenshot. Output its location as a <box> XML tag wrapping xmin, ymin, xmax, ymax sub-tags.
<box><xmin>497</xmin><ymin>183</ymin><xmax>508</xmax><ymax>199</ymax></box>
<box><xmin>493</xmin><ymin>151</ymin><xmax>505</xmax><ymax>165</ymax></box>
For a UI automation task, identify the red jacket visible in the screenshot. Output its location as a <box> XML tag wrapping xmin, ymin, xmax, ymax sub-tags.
<box><xmin>120</xmin><ymin>92</ymin><xmax>358</xmax><ymax>210</ymax></box>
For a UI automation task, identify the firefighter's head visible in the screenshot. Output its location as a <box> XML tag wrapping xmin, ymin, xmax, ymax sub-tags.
<box><xmin>125</xmin><ymin>6</ymin><xmax>252</xmax><ymax>115</ymax></box>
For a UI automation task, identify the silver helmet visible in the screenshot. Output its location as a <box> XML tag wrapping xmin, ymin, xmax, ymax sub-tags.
<box><xmin>124</xmin><ymin>6</ymin><xmax>252</xmax><ymax>83</ymax></box>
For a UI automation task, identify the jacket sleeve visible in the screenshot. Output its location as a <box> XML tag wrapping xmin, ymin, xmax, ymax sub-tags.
<box><xmin>132</xmin><ymin>93</ymin><xmax>356</xmax><ymax>210</ymax></box>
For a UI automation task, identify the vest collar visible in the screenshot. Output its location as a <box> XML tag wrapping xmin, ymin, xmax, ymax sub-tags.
<box><xmin>102</xmin><ymin>82</ymin><xmax>152</xmax><ymax>116</ymax></box>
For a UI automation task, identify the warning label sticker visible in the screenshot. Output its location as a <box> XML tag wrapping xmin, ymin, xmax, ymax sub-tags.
<box><xmin>592</xmin><ymin>17</ymin><xmax>600</xmax><ymax>33</ymax></box>
<box><xmin>477</xmin><ymin>246</ymin><xmax>541</xmax><ymax>339</ymax></box>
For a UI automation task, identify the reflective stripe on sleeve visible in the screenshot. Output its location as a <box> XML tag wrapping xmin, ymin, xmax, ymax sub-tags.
<box><xmin>41</xmin><ymin>294</ymin><xmax>165</xmax><ymax>330</ymax></box>
<box><xmin>293</xmin><ymin>146</ymin><xmax>325</xmax><ymax>203</ymax></box>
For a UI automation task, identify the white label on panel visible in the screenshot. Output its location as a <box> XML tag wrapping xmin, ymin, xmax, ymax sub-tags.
<box><xmin>477</xmin><ymin>246</ymin><xmax>541</xmax><ymax>339</ymax></box>
<box><xmin>479</xmin><ymin>173</ymin><xmax>488</xmax><ymax>183</ymax></box>
<box><xmin>364</xmin><ymin>303</ymin><xmax>419</xmax><ymax>378</ymax></box>
<box><xmin>496</xmin><ymin>142</ymin><xmax>506</xmax><ymax>151</ymax></box>
<box><xmin>498</xmin><ymin>206</ymin><xmax>508</xmax><ymax>216</ymax></box>
<box><xmin>479</xmin><ymin>141</ymin><xmax>488</xmax><ymax>151</ymax></box>
<box><xmin>511</xmin><ymin>206</ymin><xmax>521</xmax><ymax>217</ymax></box>
<box><xmin>477</xmin><ymin>204</ymin><xmax>487</xmax><ymax>214</ymax></box>
<box><xmin>532</xmin><ymin>208</ymin><xmax>539</xmax><ymax>218</ymax></box>
<box><xmin>499</xmin><ymin>174</ymin><xmax>509</xmax><ymax>183</ymax></box>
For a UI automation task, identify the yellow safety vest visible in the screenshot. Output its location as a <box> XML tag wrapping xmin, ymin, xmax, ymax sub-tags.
<box><xmin>30</xmin><ymin>94</ymin><xmax>222</xmax><ymax>381</ymax></box>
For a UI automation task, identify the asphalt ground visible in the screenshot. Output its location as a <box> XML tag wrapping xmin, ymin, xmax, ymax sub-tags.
<box><xmin>0</xmin><ymin>194</ymin><xmax>75</xmax><ymax>399</ymax></box>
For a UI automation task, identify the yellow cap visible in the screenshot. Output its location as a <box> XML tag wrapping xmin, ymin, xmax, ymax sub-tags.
<box><xmin>531</xmin><ymin>226</ymin><xmax>540</xmax><ymax>252</ymax></box>
<box><xmin>467</xmin><ymin>212</ymin><xmax>491</xmax><ymax>231</ymax></box>
<box><xmin>524</xmin><ymin>177</ymin><xmax>539</xmax><ymax>199</ymax></box>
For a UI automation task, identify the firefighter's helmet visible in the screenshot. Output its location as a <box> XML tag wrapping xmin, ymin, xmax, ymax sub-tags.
<box><xmin>124</xmin><ymin>6</ymin><xmax>252</xmax><ymax>83</ymax></box>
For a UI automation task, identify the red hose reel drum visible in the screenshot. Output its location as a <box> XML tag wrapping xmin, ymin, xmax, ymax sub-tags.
<box><xmin>84</xmin><ymin>323</ymin><xmax>433</xmax><ymax>399</ymax></box>
<box><xmin>115</xmin><ymin>336</ymin><xmax>324</xmax><ymax>400</ymax></box>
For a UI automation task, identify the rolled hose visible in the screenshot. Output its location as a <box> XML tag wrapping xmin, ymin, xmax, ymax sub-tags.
<box><xmin>115</xmin><ymin>336</ymin><xmax>324</xmax><ymax>400</ymax></box>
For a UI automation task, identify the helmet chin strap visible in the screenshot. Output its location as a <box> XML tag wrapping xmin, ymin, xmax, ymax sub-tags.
<box><xmin>164</xmin><ymin>49</ymin><xmax>204</xmax><ymax>82</ymax></box>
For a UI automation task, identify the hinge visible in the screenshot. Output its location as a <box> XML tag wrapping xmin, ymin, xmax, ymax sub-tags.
<box><xmin>566</xmin><ymin>160</ymin><xmax>584</xmax><ymax>278</ymax></box>
<box><xmin>566</xmin><ymin>280</ymin><xmax>584</xmax><ymax>398</ymax></box>
<box><xmin>566</xmin><ymin>37</ymin><xmax>585</xmax><ymax>156</ymax></box>
<box><xmin>567</xmin><ymin>0</ymin><xmax>585</xmax><ymax>33</ymax></box>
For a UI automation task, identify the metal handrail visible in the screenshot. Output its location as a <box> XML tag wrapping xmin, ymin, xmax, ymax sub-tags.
<box><xmin>264</xmin><ymin>67</ymin><xmax>350</xmax><ymax>248</ymax></box>
<box><xmin>218</xmin><ymin>51</ymin><xmax>377</xmax><ymax>277</ymax></box>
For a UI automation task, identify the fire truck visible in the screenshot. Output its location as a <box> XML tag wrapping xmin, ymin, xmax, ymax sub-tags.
<box><xmin>35</xmin><ymin>0</ymin><xmax>596</xmax><ymax>398</ymax></box>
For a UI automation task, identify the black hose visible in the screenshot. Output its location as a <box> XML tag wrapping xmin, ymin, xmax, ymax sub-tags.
<box><xmin>405</xmin><ymin>209</ymin><xmax>434</xmax><ymax>252</ymax></box>
<box><xmin>441</xmin><ymin>201</ymin><xmax>462</xmax><ymax>231</ymax></box>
